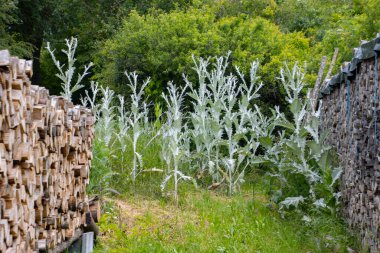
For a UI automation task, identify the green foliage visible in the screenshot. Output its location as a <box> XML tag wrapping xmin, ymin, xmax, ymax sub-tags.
<box><xmin>85</xmin><ymin>79</ymin><xmax>164</xmax><ymax>196</ymax></box>
<box><xmin>275</xmin><ymin>0</ymin><xmax>339</xmax><ymax>34</ymax></box>
<box><xmin>95</xmin><ymin>8</ymin><xmax>221</xmax><ymax>99</ymax></box>
<box><xmin>355</xmin><ymin>0</ymin><xmax>380</xmax><ymax>37</ymax></box>
<box><xmin>121</xmin><ymin>0</ymin><xmax>194</xmax><ymax>14</ymax></box>
<box><xmin>95</xmin><ymin>7</ymin><xmax>312</xmax><ymax>108</ymax></box>
<box><xmin>37</xmin><ymin>0</ymin><xmax>128</xmax><ymax>94</ymax></box>
<box><xmin>275</xmin><ymin>0</ymin><xmax>380</xmax><ymax>76</ymax></box>
<box><xmin>0</xmin><ymin>0</ymin><xmax>33</xmax><ymax>57</ymax></box>
<box><xmin>4</xmin><ymin>0</ymin><xmax>380</xmax><ymax>99</ymax></box>
<box><xmin>88</xmin><ymin>126</ymin><xmax>164</xmax><ymax>197</ymax></box>
<box><xmin>200</xmin><ymin>0</ymin><xmax>277</xmax><ymax>20</ymax></box>
<box><xmin>87</xmin><ymin>138</ymin><xmax>120</xmax><ymax>196</ymax></box>
<box><xmin>92</xmin><ymin>0</ymin><xmax>380</xmax><ymax>110</ymax></box>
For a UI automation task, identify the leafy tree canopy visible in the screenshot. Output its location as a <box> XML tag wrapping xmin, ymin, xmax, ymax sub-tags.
<box><xmin>1</xmin><ymin>0</ymin><xmax>379</xmax><ymax>107</ymax></box>
<box><xmin>0</xmin><ymin>0</ymin><xmax>33</xmax><ymax>57</ymax></box>
<box><xmin>95</xmin><ymin>7</ymin><xmax>313</xmax><ymax>108</ymax></box>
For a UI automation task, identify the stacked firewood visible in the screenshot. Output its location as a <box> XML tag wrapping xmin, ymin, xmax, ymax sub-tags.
<box><xmin>0</xmin><ymin>50</ymin><xmax>97</xmax><ymax>253</ymax></box>
<box><xmin>321</xmin><ymin>57</ymin><xmax>380</xmax><ymax>251</ymax></box>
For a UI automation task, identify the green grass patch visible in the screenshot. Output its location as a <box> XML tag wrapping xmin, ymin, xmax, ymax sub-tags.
<box><xmin>94</xmin><ymin>187</ymin><xmax>357</xmax><ymax>253</ymax></box>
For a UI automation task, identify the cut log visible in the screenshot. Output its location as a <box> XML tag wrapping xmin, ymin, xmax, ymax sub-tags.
<box><xmin>0</xmin><ymin>50</ymin><xmax>10</xmax><ymax>66</ymax></box>
<box><xmin>320</xmin><ymin>34</ymin><xmax>380</xmax><ymax>252</ymax></box>
<box><xmin>0</xmin><ymin>51</ymin><xmax>96</xmax><ymax>252</ymax></box>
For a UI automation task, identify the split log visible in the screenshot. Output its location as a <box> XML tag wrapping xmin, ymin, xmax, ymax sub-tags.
<box><xmin>0</xmin><ymin>50</ymin><xmax>96</xmax><ymax>253</ymax></box>
<box><xmin>320</xmin><ymin>37</ymin><xmax>380</xmax><ymax>252</ymax></box>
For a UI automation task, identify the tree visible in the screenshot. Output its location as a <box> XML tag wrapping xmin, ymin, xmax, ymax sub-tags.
<box><xmin>37</xmin><ymin>0</ymin><xmax>194</xmax><ymax>94</ymax></box>
<box><xmin>10</xmin><ymin>0</ymin><xmax>59</xmax><ymax>85</ymax></box>
<box><xmin>0</xmin><ymin>0</ymin><xmax>32</xmax><ymax>57</ymax></box>
<box><xmin>95</xmin><ymin>7</ymin><xmax>313</xmax><ymax>109</ymax></box>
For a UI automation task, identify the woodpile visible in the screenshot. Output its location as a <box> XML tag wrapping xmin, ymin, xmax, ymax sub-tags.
<box><xmin>0</xmin><ymin>50</ymin><xmax>96</xmax><ymax>252</ymax></box>
<box><xmin>320</xmin><ymin>37</ymin><xmax>380</xmax><ymax>252</ymax></box>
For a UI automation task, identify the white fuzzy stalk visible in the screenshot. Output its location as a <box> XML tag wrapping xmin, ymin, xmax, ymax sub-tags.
<box><xmin>161</xmin><ymin>82</ymin><xmax>190</xmax><ymax>204</ymax></box>
<box><xmin>46</xmin><ymin>37</ymin><xmax>93</xmax><ymax>101</ymax></box>
<box><xmin>125</xmin><ymin>72</ymin><xmax>150</xmax><ymax>183</ymax></box>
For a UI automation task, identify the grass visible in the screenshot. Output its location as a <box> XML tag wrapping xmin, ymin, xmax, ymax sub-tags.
<box><xmin>93</xmin><ymin>184</ymin><xmax>357</xmax><ymax>253</ymax></box>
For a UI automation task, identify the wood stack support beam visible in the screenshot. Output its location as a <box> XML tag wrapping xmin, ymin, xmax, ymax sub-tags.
<box><xmin>0</xmin><ymin>50</ymin><xmax>95</xmax><ymax>252</ymax></box>
<box><xmin>320</xmin><ymin>42</ymin><xmax>380</xmax><ymax>251</ymax></box>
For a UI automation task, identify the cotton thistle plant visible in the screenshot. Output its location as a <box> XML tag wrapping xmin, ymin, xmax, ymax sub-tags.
<box><xmin>160</xmin><ymin>82</ymin><xmax>192</xmax><ymax>204</ymax></box>
<box><xmin>233</xmin><ymin>64</ymin><xmax>271</xmax><ymax>183</ymax></box>
<box><xmin>46</xmin><ymin>37</ymin><xmax>93</xmax><ymax>101</ymax></box>
<box><xmin>81</xmin><ymin>81</ymin><xmax>101</xmax><ymax>120</ymax></box>
<box><xmin>115</xmin><ymin>94</ymin><xmax>130</xmax><ymax>173</ymax></box>
<box><xmin>84</xmin><ymin>84</ymin><xmax>122</xmax><ymax>196</ymax></box>
<box><xmin>264</xmin><ymin>63</ymin><xmax>342</xmax><ymax>215</ymax></box>
<box><xmin>124</xmin><ymin>71</ymin><xmax>151</xmax><ymax>183</ymax></box>
<box><xmin>235</xmin><ymin>61</ymin><xmax>267</xmax><ymax>156</ymax></box>
<box><xmin>97</xmin><ymin>86</ymin><xmax>116</xmax><ymax>147</ymax></box>
<box><xmin>278</xmin><ymin>64</ymin><xmax>324</xmax><ymax>187</ymax></box>
<box><xmin>84</xmin><ymin>75</ymin><xmax>157</xmax><ymax>189</ymax></box>
<box><xmin>220</xmin><ymin>72</ymin><xmax>252</xmax><ymax>196</ymax></box>
<box><xmin>187</xmin><ymin>54</ymin><xmax>234</xmax><ymax>182</ymax></box>
<box><xmin>202</xmin><ymin>56</ymin><xmax>230</xmax><ymax>182</ymax></box>
<box><xmin>218</xmin><ymin>59</ymin><xmax>268</xmax><ymax>195</ymax></box>
<box><xmin>186</xmin><ymin>54</ymin><xmax>267</xmax><ymax>194</ymax></box>
<box><xmin>186</xmin><ymin>56</ymin><xmax>213</xmax><ymax>180</ymax></box>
